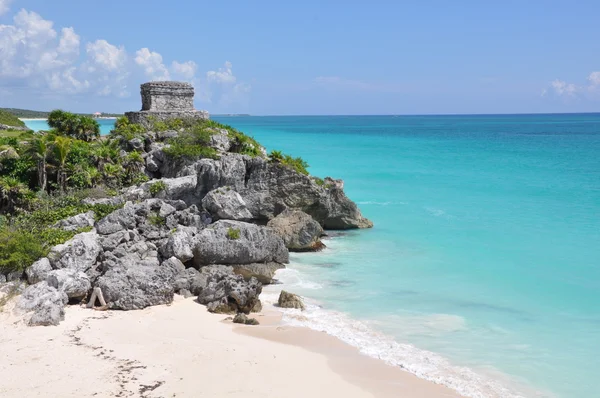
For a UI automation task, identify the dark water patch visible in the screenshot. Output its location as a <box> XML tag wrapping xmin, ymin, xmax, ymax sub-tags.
<box><xmin>328</xmin><ymin>279</ymin><xmax>356</xmax><ymax>288</ymax></box>
<box><xmin>313</xmin><ymin>262</ymin><xmax>342</xmax><ymax>268</ymax></box>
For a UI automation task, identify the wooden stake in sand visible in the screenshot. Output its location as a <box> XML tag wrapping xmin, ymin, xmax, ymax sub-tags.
<box><xmin>86</xmin><ymin>287</ymin><xmax>109</xmax><ymax>311</ymax></box>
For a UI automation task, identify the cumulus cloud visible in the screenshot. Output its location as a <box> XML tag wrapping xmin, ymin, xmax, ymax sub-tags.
<box><xmin>588</xmin><ymin>71</ymin><xmax>600</xmax><ymax>87</ymax></box>
<box><xmin>207</xmin><ymin>61</ymin><xmax>236</xmax><ymax>84</ymax></box>
<box><xmin>546</xmin><ymin>71</ymin><xmax>600</xmax><ymax>98</ymax></box>
<box><xmin>172</xmin><ymin>60</ymin><xmax>197</xmax><ymax>80</ymax></box>
<box><xmin>550</xmin><ymin>79</ymin><xmax>577</xmax><ymax>96</ymax></box>
<box><xmin>0</xmin><ymin>6</ymin><xmax>251</xmax><ymax>110</ymax></box>
<box><xmin>0</xmin><ymin>0</ymin><xmax>12</xmax><ymax>16</ymax></box>
<box><xmin>135</xmin><ymin>48</ymin><xmax>171</xmax><ymax>81</ymax></box>
<box><xmin>200</xmin><ymin>61</ymin><xmax>251</xmax><ymax>107</ymax></box>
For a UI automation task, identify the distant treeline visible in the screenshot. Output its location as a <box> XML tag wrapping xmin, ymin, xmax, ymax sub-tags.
<box><xmin>0</xmin><ymin>108</ymin><xmax>123</xmax><ymax>118</ymax></box>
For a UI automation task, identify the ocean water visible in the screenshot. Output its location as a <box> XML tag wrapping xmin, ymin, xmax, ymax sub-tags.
<box><xmin>22</xmin><ymin>118</ymin><xmax>116</xmax><ymax>136</ymax></box>
<box><xmin>24</xmin><ymin>114</ymin><xmax>600</xmax><ymax>397</ymax></box>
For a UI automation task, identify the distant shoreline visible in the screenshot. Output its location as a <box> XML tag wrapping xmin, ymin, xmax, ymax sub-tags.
<box><xmin>19</xmin><ymin>117</ymin><xmax>118</xmax><ymax>121</ymax></box>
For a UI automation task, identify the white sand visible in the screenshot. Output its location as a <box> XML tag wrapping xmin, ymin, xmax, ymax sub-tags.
<box><xmin>0</xmin><ymin>296</ymin><xmax>460</xmax><ymax>397</ymax></box>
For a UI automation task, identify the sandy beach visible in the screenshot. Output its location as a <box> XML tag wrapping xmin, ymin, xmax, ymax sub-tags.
<box><xmin>0</xmin><ymin>295</ymin><xmax>460</xmax><ymax>398</ymax></box>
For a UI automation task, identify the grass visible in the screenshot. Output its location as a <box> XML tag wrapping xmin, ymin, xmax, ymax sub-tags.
<box><xmin>226</xmin><ymin>227</ymin><xmax>241</xmax><ymax>240</ymax></box>
<box><xmin>0</xmin><ymin>110</ymin><xmax>26</xmax><ymax>128</ymax></box>
<box><xmin>149</xmin><ymin>180</ymin><xmax>167</xmax><ymax>196</ymax></box>
<box><xmin>148</xmin><ymin>212</ymin><xmax>166</xmax><ymax>226</ymax></box>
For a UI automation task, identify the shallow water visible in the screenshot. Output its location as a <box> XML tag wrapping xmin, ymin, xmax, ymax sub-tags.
<box><xmin>24</xmin><ymin>114</ymin><xmax>600</xmax><ymax>397</ymax></box>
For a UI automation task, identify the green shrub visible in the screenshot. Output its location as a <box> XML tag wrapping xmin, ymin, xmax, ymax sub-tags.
<box><xmin>112</xmin><ymin>116</ymin><xmax>146</xmax><ymax>140</ymax></box>
<box><xmin>314</xmin><ymin>177</ymin><xmax>325</xmax><ymax>186</ymax></box>
<box><xmin>48</xmin><ymin>110</ymin><xmax>100</xmax><ymax>141</ymax></box>
<box><xmin>148</xmin><ymin>212</ymin><xmax>165</xmax><ymax>226</ymax></box>
<box><xmin>226</xmin><ymin>227</ymin><xmax>241</xmax><ymax>240</ymax></box>
<box><xmin>149</xmin><ymin>180</ymin><xmax>167</xmax><ymax>197</ymax></box>
<box><xmin>0</xmin><ymin>227</ymin><xmax>45</xmax><ymax>274</ymax></box>
<box><xmin>163</xmin><ymin>123</ymin><xmax>218</xmax><ymax>161</ymax></box>
<box><xmin>268</xmin><ymin>150</ymin><xmax>309</xmax><ymax>175</ymax></box>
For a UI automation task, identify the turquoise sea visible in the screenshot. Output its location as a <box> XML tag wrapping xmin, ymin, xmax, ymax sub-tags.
<box><xmin>24</xmin><ymin>115</ymin><xmax>600</xmax><ymax>397</ymax></box>
<box><xmin>21</xmin><ymin>118</ymin><xmax>116</xmax><ymax>136</ymax></box>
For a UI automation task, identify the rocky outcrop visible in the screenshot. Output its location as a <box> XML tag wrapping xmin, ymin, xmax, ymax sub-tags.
<box><xmin>202</xmin><ymin>187</ymin><xmax>253</xmax><ymax>221</ymax></box>
<box><xmin>267</xmin><ymin>209</ymin><xmax>324</xmax><ymax>251</ymax></box>
<box><xmin>192</xmin><ymin>220</ymin><xmax>289</xmax><ymax>266</ymax></box>
<box><xmin>25</xmin><ymin>258</ymin><xmax>52</xmax><ymax>285</ymax></box>
<box><xmin>47</xmin><ymin>231</ymin><xmax>101</xmax><ymax>273</ymax></box>
<box><xmin>17</xmin><ymin>282</ymin><xmax>68</xmax><ymax>326</ymax></box>
<box><xmin>46</xmin><ymin>269</ymin><xmax>91</xmax><ymax>300</ymax></box>
<box><xmin>196</xmin><ymin>265</ymin><xmax>262</xmax><ymax>314</ymax></box>
<box><xmin>233</xmin><ymin>262</ymin><xmax>284</xmax><ymax>285</ymax></box>
<box><xmin>233</xmin><ymin>313</ymin><xmax>260</xmax><ymax>325</ymax></box>
<box><xmin>278</xmin><ymin>290</ymin><xmax>305</xmax><ymax>310</ymax></box>
<box><xmin>53</xmin><ymin>211</ymin><xmax>95</xmax><ymax>231</ymax></box>
<box><xmin>95</xmin><ymin>264</ymin><xmax>174</xmax><ymax>310</ymax></box>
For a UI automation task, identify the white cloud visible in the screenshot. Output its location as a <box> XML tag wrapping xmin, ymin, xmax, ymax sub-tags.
<box><xmin>550</xmin><ymin>79</ymin><xmax>577</xmax><ymax>96</ymax></box>
<box><xmin>0</xmin><ymin>7</ymin><xmax>250</xmax><ymax>110</ymax></box>
<box><xmin>0</xmin><ymin>0</ymin><xmax>12</xmax><ymax>16</ymax></box>
<box><xmin>207</xmin><ymin>61</ymin><xmax>236</xmax><ymax>84</ymax></box>
<box><xmin>86</xmin><ymin>40</ymin><xmax>127</xmax><ymax>72</ymax></box>
<box><xmin>135</xmin><ymin>48</ymin><xmax>170</xmax><ymax>81</ymax></box>
<box><xmin>172</xmin><ymin>60</ymin><xmax>197</xmax><ymax>80</ymax></box>
<box><xmin>588</xmin><ymin>71</ymin><xmax>600</xmax><ymax>87</ymax></box>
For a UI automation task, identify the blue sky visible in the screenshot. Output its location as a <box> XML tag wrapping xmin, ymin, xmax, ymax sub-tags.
<box><xmin>0</xmin><ymin>0</ymin><xmax>599</xmax><ymax>115</ymax></box>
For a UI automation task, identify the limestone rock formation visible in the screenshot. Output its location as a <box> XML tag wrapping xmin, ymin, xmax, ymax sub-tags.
<box><xmin>46</xmin><ymin>269</ymin><xmax>91</xmax><ymax>300</ymax></box>
<box><xmin>52</xmin><ymin>211</ymin><xmax>95</xmax><ymax>231</ymax></box>
<box><xmin>202</xmin><ymin>187</ymin><xmax>253</xmax><ymax>221</ymax></box>
<box><xmin>233</xmin><ymin>313</ymin><xmax>260</xmax><ymax>325</ymax></box>
<box><xmin>192</xmin><ymin>220</ymin><xmax>289</xmax><ymax>266</ymax></box>
<box><xmin>25</xmin><ymin>257</ymin><xmax>52</xmax><ymax>285</ymax></box>
<box><xmin>17</xmin><ymin>281</ymin><xmax>68</xmax><ymax>326</ymax></box>
<box><xmin>233</xmin><ymin>262</ymin><xmax>284</xmax><ymax>285</ymax></box>
<box><xmin>267</xmin><ymin>209</ymin><xmax>325</xmax><ymax>251</ymax></box>
<box><xmin>278</xmin><ymin>290</ymin><xmax>305</xmax><ymax>310</ymax></box>
<box><xmin>197</xmin><ymin>268</ymin><xmax>262</xmax><ymax>314</ymax></box>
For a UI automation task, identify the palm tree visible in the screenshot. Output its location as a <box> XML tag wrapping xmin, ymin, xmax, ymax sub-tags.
<box><xmin>53</xmin><ymin>136</ymin><xmax>71</xmax><ymax>192</ymax></box>
<box><xmin>102</xmin><ymin>163</ymin><xmax>124</xmax><ymax>188</ymax></box>
<box><xmin>27</xmin><ymin>136</ymin><xmax>51</xmax><ymax>192</ymax></box>
<box><xmin>75</xmin><ymin>116</ymin><xmax>100</xmax><ymax>141</ymax></box>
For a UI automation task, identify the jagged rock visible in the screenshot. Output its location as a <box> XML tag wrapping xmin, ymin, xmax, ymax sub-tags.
<box><xmin>209</xmin><ymin>129</ymin><xmax>232</xmax><ymax>152</ymax></box>
<box><xmin>128</xmin><ymin>137</ymin><xmax>144</xmax><ymax>151</ymax></box>
<box><xmin>96</xmin><ymin>205</ymin><xmax>137</xmax><ymax>235</ymax></box>
<box><xmin>278</xmin><ymin>290</ymin><xmax>305</xmax><ymax>310</ymax></box>
<box><xmin>47</xmin><ymin>231</ymin><xmax>101</xmax><ymax>273</ymax></box>
<box><xmin>5</xmin><ymin>270</ymin><xmax>23</xmax><ymax>282</ymax></box>
<box><xmin>26</xmin><ymin>258</ymin><xmax>53</xmax><ymax>285</ymax></box>
<box><xmin>53</xmin><ymin>211</ymin><xmax>96</xmax><ymax>232</ymax></box>
<box><xmin>161</xmin><ymin>257</ymin><xmax>186</xmax><ymax>278</ymax></box>
<box><xmin>192</xmin><ymin>220</ymin><xmax>289</xmax><ymax>266</ymax></box>
<box><xmin>267</xmin><ymin>209</ymin><xmax>324</xmax><ymax>251</ymax></box>
<box><xmin>202</xmin><ymin>187</ymin><xmax>253</xmax><ymax>221</ymax></box>
<box><xmin>159</xmin><ymin>202</ymin><xmax>177</xmax><ymax>217</ymax></box>
<box><xmin>100</xmin><ymin>230</ymin><xmax>136</xmax><ymax>251</ymax></box>
<box><xmin>188</xmin><ymin>154</ymin><xmax>372</xmax><ymax>229</ymax></box>
<box><xmin>17</xmin><ymin>281</ymin><xmax>68</xmax><ymax>326</ymax></box>
<box><xmin>82</xmin><ymin>196</ymin><xmax>124</xmax><ymax>207</ymax></box>
<box><xmin>233</xmin><ymin>313</ymin><xmax>260</xmax><ymax>325</ymax></box>
<box><xmin>197</xmin><ymin>270</ymin><xmax>262</xmax><ymax>314</ymax></box>
<box><xmin>95</xmin><ymin>264</ymin><xmax>175</xmax><ymax>310</ymax></box>
<box><xmin>161</xmin><ymin>227</ymin><xmax>195</xmax><ymax>262</ymax></box>
<box><xmin>158</xmin><ymin>130</ymin><xmax>178</xmax><ymax>140</ymax></box>
<box><xmin>0</xmin><ymin>274</ymin><xmax>5</xmax><ymax>284</ymax></box>
<box><xmin>233</xmin><ymin>262</ymin><xmax>284</xmax><ymax>285</ymax></box>
<box><xmin>179</xmin><ymin>289</ymin><xmax>193</xmax><ymax>298</ymax></box>
<box><xmin>46</xmin><ymin>269</ymin><xmax>91</xmax><ymax>299</ymax></box>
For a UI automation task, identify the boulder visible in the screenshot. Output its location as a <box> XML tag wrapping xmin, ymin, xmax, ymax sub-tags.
<box><xmin>278</xmin><ymin>290</ymin><xmax>305</xmax><ymax>310</ymax></box>
<box><xmin>53</xmin><ymin>211</ymin><xmax>95</xmax><ymax>232</ymax></box>
<box><xmin>161</xmin><ymin>257</ymin><xmax>186</xmax><ymax>278</ymax></box>
<box><xmin>96</xmin><ymin>205</ymin><xmax>137</xmax><ymax>235</ymax></box>
<box><xmin>192</xmin><ymin>220</ymin><xmax>289</xmax><ymax>266</ymax></box>
<box><xmin>25</xmin><ymin>258</ymin><xmax>52</xmax><ymax>285</ymax></box>
<box><xmin>209</xmin><ymin>129</ymin><xmax>232</xmax><ymax>152</ymax></box>
<box><xmin>233</xmin><ymin>313</ymin><xmax>260</xmax><ymax>326</ymax></box>
<box><xmin>95</xmin><ymin>264</ymin><xmax>174</xmax><ymax>310</ymax></box>
<box><xmin>202</xmin><ymin>187</ymin><xmax>253</xmax><ymax>221</ymax></box>
<box><xmin>233</xmin><ymin>262</ymin><xmax>284</xmax><ymax>285</ymax></box>
<box><xmin>46</xmin><ymin>269</ymin><xmax>91</xmax><ymax>299</ymax></box>
<box><xmin>17</xmin><ymin>281</ymin><xmax>68</xmax><ymax>326</ymax></box>
<box><xmin>267</xmin><ymin>209</ymin><xmax>324</xmax><ymax>251</ymax></box>
<box><xmin>47</xmin><ymin>231</ymin><xmax>101</xmax><ymax>273</ymax></box>
<box><xmin>161</xmin><ymin>228</ymin><xmax>194</xmax><ymax>262</ymax></box>
<box><xmin>197</xmin><ymin>271</ymin><xmax>262</xmax><ymax>314</ymax></box>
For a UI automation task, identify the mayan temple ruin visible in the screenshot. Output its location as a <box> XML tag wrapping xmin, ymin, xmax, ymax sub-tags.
<box><xmin>125</xmin><ymin>81</ymin><xmax>209</xmax><ymax>127</ymax></box>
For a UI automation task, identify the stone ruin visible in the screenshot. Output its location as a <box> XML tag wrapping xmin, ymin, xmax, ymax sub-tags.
<box><xmin>125</xmin><ymin>81</ymin><xmax>209</xmax><ymax>128</ymax></box>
